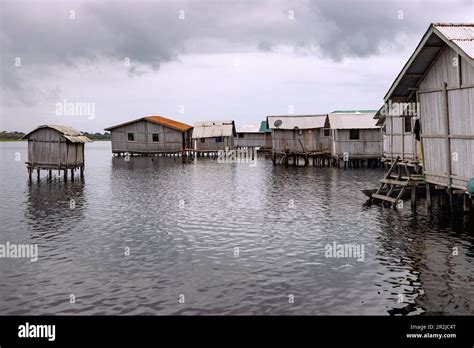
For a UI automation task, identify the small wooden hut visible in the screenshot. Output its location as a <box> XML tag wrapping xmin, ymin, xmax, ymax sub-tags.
<box><xmin>192</xmin><ymin>120</ymin><xmax>236</xmax><ymax>154</ymax></box>
<box><xmin>235</xmin><ymin>123</ymin><xmax>266</xmax><ymax>149</ymax></box>
<box><xmin>267</xmin><ymin>114</ymin><xmax>330</xmax><ymax>166</ymax></box>
<box><xmin>104</xmin><ymin>116</ymin><xmax>193</xmax><ymax>156</ymax></box>
<box><xmin>21</xmin><ymin>125</ymin><xmax>92</xmax><ymax>180</ymax></box>
<box><xmin>372</xmin><ymin>23</ymin><xmax>474</xmax><ymax>209</ymax></box>
<box><xmin>328</xmin><ymin>110</ymin><xmax>382</xmax><ymax>167</ymax></box>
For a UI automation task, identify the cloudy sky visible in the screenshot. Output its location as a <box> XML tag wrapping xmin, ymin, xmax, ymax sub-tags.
<box><xmin>1</xmin><ymin>0</ymin><xmax>472</xmax><ymax>132</ymax></box>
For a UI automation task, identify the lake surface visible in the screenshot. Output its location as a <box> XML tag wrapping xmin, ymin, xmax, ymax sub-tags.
<box><xmin>0</xmin><ymin>141</ymin><xmax>473</xmax><ymax>315</ymax></box>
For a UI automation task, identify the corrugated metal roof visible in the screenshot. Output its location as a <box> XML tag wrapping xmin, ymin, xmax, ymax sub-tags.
<box><xmin>384</xmin><ymin>23</ymin><xmax>474</xmax><ymax>101</ymax></box>
<box><xmin>192</xmin><ymin>120</ymin><xmax>236</xmax><ymax>138</ymax></box>
<box><xmin>236</xmin><ymin>123</ymin><xmax>261</xmax><ymax>133</ymax></box>
<box><xmin>105</xmin><ymin>115</ymin><xmax>192</xmax><ymax>132</ymax></box>
<box><xmin>331</xmin><ymin>110</ymin><xmax>378</xmax><ymax>114</ymax></box>
<box><xmin>144</xmin><ymin>116</ymin><xmax>192</xmax><ymax>132</ymax></box>
<box><xmin>21</xmin><ymin>125</ymin><xmax>92</xmax><ymax>143</ymax></box>
<box><xmin>328</xmin><ymin>112</ymin><xmax>378</xmax><ymax>129</ymax></box>
<box><xmin>267</xmin><ymin>115</ymin><xmax>328</xmax><ymax>130</ymax></box>
<box><xmin>434</xmin><ymin>23</ymin><xmax>474</xmax><ymax>59</ymax></box>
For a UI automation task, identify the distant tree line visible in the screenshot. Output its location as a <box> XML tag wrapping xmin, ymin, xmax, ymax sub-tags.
<box><xmin>0</xmin><ymin>131</ymin><xmax>26</xmax><ymax>141</ymax></box>
<box><xmin>0</xmin><ymin>131</ymin><xmax>110</xmax><ymax>141</ymax></box>
<box><xmin>81</xmin><ymin>132</ymin><xmax>111</xmax><ymax>140</ymax></box>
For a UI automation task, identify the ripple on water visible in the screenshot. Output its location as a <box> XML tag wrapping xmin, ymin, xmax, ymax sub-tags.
<box><xmin>0</xmin><ymin>142</ymin><xmax>473</xmax><ymax>315</ymax></box>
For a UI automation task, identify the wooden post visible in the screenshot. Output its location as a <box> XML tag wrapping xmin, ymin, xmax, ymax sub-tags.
<box><xmin>28</xmin><ymin>168</ymin><xmax>32</xmax><ymax>181</ymax></box>
<box><xmin>37</xmin><ymin>169</ymin><xmax>40</xmax><ymax>181</ymax></box>
<box><xmin>71</xmin><ymin>168</ymin><xmax>74</xmax><ymax>180</ymax></box>
<box><xmin>443</xmin><ymin>82</ymin><xmax>453</xmax><ymax>209</ymax></box>
<box><xmin>440</xmin><ymin>188</ymin><xmax>446</xmax><ymax>207</ymax></box>
<box><xmin>48</xmin><ymin>170</ymin><xmax>52</xmax><ymax>180</ymax></box>
<box><xmin>426</xmin><ymin>183</ymin><xmax>432</xmax><ymax>211</ymax></box>
<box><xmin>80</xmin><ymin>166</ymin><xmax>84</xmax><ymax>178</ymax></box>
<box><xmin>64</xmin><ymin>169</ymin><xmax>67</xmax><ymax>181</ymax></box>
<box><xmin>411</xmin><ymin>183</ymin><xmax>417</xmax><ymax>210</ymax></box>
<box><xmin>463</xmin><ymin>194</ymin><xmax>471</xmax><ymax>214</ymax></box>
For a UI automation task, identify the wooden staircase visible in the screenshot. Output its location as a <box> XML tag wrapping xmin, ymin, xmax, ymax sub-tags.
<box><xmin>371</xmin><ymin>157</ymin><xmax>424</xmax><ymax>208</ymax></box>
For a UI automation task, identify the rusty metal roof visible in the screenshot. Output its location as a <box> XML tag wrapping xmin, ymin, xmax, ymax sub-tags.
<box><xmin>267</xmin><ymin>115</ymin><xmax>328</xmax><ymax>130</ymax></box>
<box><xmin>104</xmin><ymin>115</ymin><xmax>192</xmax><ymax>132</ymax></box>
<box><xmin>192</xmin><ymin>120</ymin><xmax>236</xmax><ymax>138</ymax></box>
<box><xmin>328</xmin><ymin>111</ymin><xmax>378</xmax><ymax>129</ymax></box>
<box><xmin>384</xmin><ymin>23</ymin><xmax>474</xmax><ymax>102</ymax></box>
<box><xmin>21</xmin><ymin>125</ymin><xmax>92</xmax><ymax>143</ymax></box>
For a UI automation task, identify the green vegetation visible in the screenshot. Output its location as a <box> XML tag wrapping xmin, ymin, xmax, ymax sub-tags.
<box><xmin>0</xmin><ymin>131</ymin><xmax>111</xmax><ymax>141</ymax></box>
<box><xmin>82</xmin><ymin>132</ymin><xmax>111</xmax><ymax>141</ymax></box>
<box><xmin>0</xmin><ymin>131</ymin><xmax>26</xmax><ymax>141</ymax></box>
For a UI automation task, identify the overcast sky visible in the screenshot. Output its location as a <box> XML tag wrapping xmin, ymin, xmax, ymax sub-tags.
<box><xmin>1</xmin><ymin>0</ymin><xmax>472</xmax><ymax>132</ymax></box>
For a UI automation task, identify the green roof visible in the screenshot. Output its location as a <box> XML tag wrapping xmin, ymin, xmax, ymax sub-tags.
<box><xmin>331</xmin><ymin>110</ymin><xmax>378</xmax><ymax>114</ymax></box>
<box><xmin>259</xmin><ymin>120</ymin><xmax>271</xmax><ymax>133</ymax></box>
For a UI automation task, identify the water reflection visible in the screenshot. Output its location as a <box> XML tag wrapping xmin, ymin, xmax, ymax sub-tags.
<box><xmin>0</xmin><ymin>142</ymin><xmax>472</xmax><ymax>315</ymax></box>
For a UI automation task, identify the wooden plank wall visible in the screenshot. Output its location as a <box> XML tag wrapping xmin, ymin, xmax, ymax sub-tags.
<box><xmin>27</xmin><ymin>128</ymin><xmax>84</xmax><ymax>167</ymax></box>
<box><xmin>194</xmin><ymin>136</ymin><xmax>234</xmax><ymax>151</ymax></box>
<box><xmin>332</xmin><ymin>129</ymin><xmax>382</xmax><ymax>158</ymax></box>
<box><xmin>110</xmin><ymin>120</ymin><xmax>186</xmax><ymax>153</ymax></box>
<box><xmin>419</xmin><ymin>47</ymin><xmax>474</xmax><ymax>189</ymax></box>
<box><xmin>234</xmin><ymin>133</ymin><xmax>266</xmax><ymax>148</ymax></box>
<box><xmin>271</xmin><ymin>129</ymin><xmax>324</xmax><ymax>153</ymax></box>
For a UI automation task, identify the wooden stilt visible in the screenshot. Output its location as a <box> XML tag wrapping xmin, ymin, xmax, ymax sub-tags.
<box><xmin>440</xmin><ymin>189</ymin><xmax>446</xmax><ymax>207</ymax></box>
<box><xmin>411</xmin><ymin>183</ymin><xmax>417</xmax><ymax>210</ymax></box>
<box><xmin>463</xmin><ymin>194</ymin><xmax>471</xmax><ymax>214</ymax></box>
<box><xmin>37</xmin><ymin>169</ymin><xmax>40</xmax><ymax>180</ymax></box>
<box><xmin>426</xmin><ymin>183</ymin><xmax>432</xmax><ymax>211</ymax></box>
<box><xmin>448</xmin><ymin>189</ymin><xmax>453</xmax><ymax>210</ymax></box>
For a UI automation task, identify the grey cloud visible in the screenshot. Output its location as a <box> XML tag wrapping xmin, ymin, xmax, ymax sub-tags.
<box><xmin>1</xmin><ymin>0</ymin><xmax>472</xmax><ymax>105</ymax></box>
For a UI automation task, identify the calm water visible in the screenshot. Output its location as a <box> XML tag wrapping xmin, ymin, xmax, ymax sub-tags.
<box><xmin>0</xmin><ymin>141</ymin><xmax>473</xmax><ymax>315</ymax></box>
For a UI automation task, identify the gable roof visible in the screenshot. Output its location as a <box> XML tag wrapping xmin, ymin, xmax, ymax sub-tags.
<box><xmin>192</xmin><ymin>120</ymin><xmax>236</xmax><ymax>138</ymax></box>
<box><xmin>384</xmin><ymin>23</ymin><xmax>474</xmax><ymax>102</ymax></box>
<box><xmin>328</xmin><ymin>111</ymin><xmax>378</xmax><ymax>129</ymax></box>
<box><xmin>267</xmin><ymin>115</ymin><xmax>329</xmax><ymax>130</ymax></box>
<box><xmin>104</xmin><ymin>115</ymin><xmax>192</xmax><ymax>132</ymax></box>
<box><xmin>21</xmin><ymin>125</ymin><xmax>92</xmax><ymax>143</ymax></box>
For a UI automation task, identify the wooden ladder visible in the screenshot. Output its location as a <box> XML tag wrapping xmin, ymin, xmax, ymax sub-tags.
<box><xmin>371</xmin><ymin>157</ymin><xmax>414</xmax><ymax>208</ymax></box>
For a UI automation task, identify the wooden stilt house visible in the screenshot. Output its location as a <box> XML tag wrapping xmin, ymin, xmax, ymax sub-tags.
<box><xmin>104</xmin><ymin>115</ymin><xmax>193</xmax><ymax>156</ymax></box>
<box><xmin>21</xmin><ymin>125</ymin><xmax>92</xmax><ymax>180</ymax></box>
<box><xmin>372</xmin><ymin>23</ymin><xmax>474</xmax><ymax>208</ymax></box>
<box><xmin>192</xmin><ymin>120</ymin><xmax>236</xmax><ymax>153</ymax></box>
<box><xmin>235</xmin><ymin>123</ymin><xmax>266</xmax><ymax>149</ymax></box>
<box><xmin>328</xmin><ymin>110</ymin><xmax>382</xmax><ymax>166</ymax></box>
<box><xmin>267</xmin><ymin>114</ymin><xmax>331</xmax><ymax>166</ymax></box>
